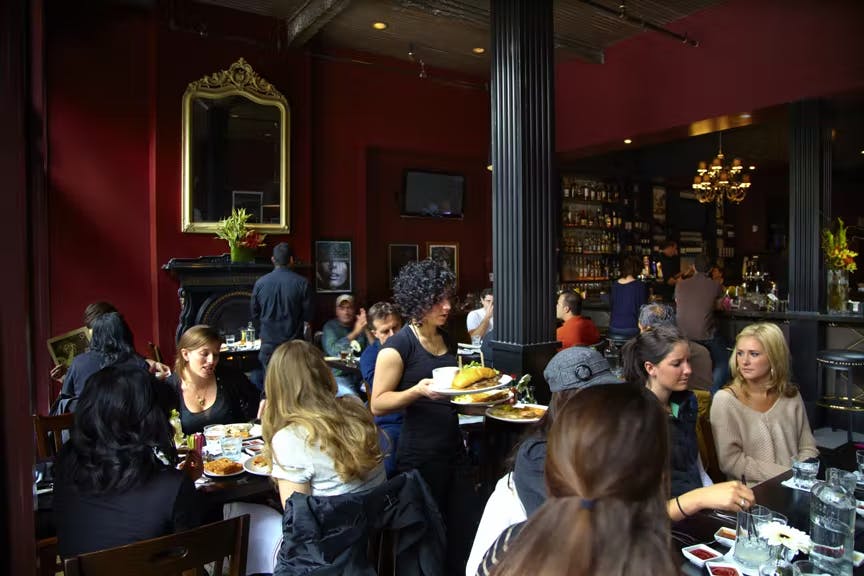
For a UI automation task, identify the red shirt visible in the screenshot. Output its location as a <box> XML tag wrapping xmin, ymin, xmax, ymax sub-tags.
<box><xmin>556</xmin><ymin>316</ymin><xmax>601</xmax><ymax>349</ymax></box>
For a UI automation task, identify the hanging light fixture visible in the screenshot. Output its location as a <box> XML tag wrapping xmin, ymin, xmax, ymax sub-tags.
<box><xmin>692</xmin><ymin>132</ymin><xmax>752</xmax><ymax>204</ymax></box>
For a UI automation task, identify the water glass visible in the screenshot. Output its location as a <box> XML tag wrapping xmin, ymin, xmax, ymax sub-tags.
<box><xmin>791</xmin><ymin>457</ymin><xmax>819</xmax><ymax>489</ymax></box>
<box><xmin>734</xmin><ymin>505</ymin><xmax>775</xmax><ymax>568</ymax></box>
<box><xmin>825</xmin><ymin>467</ymin><xmax>857</xmax><ymax>494</ymax></box>
<box><xmin>203</xmin><ymin>424</ymin><xmax>225</xmax><ymax>454</ymax></box>
<box><xmin>856</xmin><ymin>449</ymin><xmax>864</xmax><ymax>478</ymax></box>
<box><xmin>225</xmin><ymin>333</ymin><xmax>236</xmax><ymax>347</ymax></box>
<box><xmin>220</xmin><ymin>435</ymin><xmax>242</xmax><ymax>461</ymax></box>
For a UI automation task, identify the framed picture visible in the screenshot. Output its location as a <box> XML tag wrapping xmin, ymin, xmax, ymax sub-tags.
<box><xmin>47</xmin><ymin>327</ymin><xmax>91</xmax><ymax>368</ymax></box>
<box><xmin>652</xmin><ymin>185</ymin><xmax>667</xmax><ymax>222</ymax></box>
<box><xmin>427</xmin><ymin>242</ymin><xmax>459</xmax><ymax>286</ymax></box>
<box><xmin>388</xmin><ymin>244</ymin><xmax>419</xmax><ymax>287</ymax></box>
<box><xmin>316</xmin><ymin>240</ymin><xmax>352</xmax><ymax>293</ymax></box>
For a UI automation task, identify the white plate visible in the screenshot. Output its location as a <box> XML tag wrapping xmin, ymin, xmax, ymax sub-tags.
<box><xmin>431</xmin><ymin>374</ymin><xmax>513</xmax><ymax>396</ymax></box>
<box><xmin>682</xmin><ymin>544</ymin><xmax>723</xmax><ymax>568</ymax></box>
<box><xmin>714</xmin><ymin>526</ymin><xmax>736</xmax><ymax>548</ymax></box>
<box><xmin>704</xmin><ymin>561</ymin><xmax>743</xmax><ymax>576</ymax></box>
<box><xmin>451</xmin><ymin>390</ymin><xmax>514</xmax><ymax>407</ymax></box>
<box><xmin>485</xmin><ymin>403</ymin><xmax>548</xmax><ymax>423</ymax></box>
<box><xmin>243</xmin><ymin>457</ymin><xmax>271</xmax><ymax>477</ymax></box>
<box><xmin>203</xmin><ymin>458</ymin><xmax>246</xmax><ymax>478</ymax></box>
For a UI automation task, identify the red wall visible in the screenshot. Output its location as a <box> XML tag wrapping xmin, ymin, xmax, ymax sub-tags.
<box><xmin>556</xmin><ymin>0</ymin><xmax>864</xmax><ymax>153</ymax></box>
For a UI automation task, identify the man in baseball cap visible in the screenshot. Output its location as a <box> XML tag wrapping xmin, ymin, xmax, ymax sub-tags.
<box><xmin>321</xmin><ymin>294</ymin><xmax>373</xmax><ymax>398</ymax></box>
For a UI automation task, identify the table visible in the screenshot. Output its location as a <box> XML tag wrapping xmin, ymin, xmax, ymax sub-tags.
<box><xmin>675</xmin><ymin>443</ymin><xmax>864</xmax><ymax>575</ymax></box>
<box><xmin>324</xmin><ymin>357</ymin><xmax>363</xmax><ymax>376</ymax></box>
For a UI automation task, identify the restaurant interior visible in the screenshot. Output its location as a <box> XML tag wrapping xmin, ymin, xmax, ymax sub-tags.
<box><xmin>4</xmin><ymin>0</ymin><xmax>864</xmax><ymax>573</ymax></box>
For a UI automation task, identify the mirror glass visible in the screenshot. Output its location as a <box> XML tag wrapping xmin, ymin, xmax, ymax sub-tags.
<box><xmin>182</xmin><ymin>58</ymin><xmax>290</xmax><ymax>233</ymax></box>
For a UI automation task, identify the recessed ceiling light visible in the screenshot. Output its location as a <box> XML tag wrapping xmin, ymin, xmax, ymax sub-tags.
<box><xmin>860</xmin><ymin>149</ymin><xmax>864</xmax><ymax>155</ymax></box>
<box><xmin>472</xmin><ymin>47</ymin><xmax>486</xmax><ymax>55</ymax></box>
<box><xmin>372</xmin><ymin>21</ymin><xmax>388</xmax><ymax>30</ymax></box>
<box><xmin>624</xmin><ymin>139</ymin><xmax>632</xmax><ymax>144</ymax></box>
<box><xmin>749</xmin><ymin>165</ymin><xmax>756</xmax><ymax>170</ymax></box>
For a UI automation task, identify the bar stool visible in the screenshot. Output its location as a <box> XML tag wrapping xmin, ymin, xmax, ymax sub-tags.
<box><xmin>815</xmin><ymin>349</ymin><xmax>864</xmax><ymax>443</ymax></box>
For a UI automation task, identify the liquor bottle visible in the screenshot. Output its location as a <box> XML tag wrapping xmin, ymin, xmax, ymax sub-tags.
<box><xmin>810</xmin><ymin>472</ymin><xmax>855</xmax><ymax>574</ymax></box>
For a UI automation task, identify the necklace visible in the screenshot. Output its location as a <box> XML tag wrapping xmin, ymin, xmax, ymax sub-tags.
<box><xmin>182</xmin><ymin>380</ymin><xmax>209</xmax><ymax>408</ymax></box>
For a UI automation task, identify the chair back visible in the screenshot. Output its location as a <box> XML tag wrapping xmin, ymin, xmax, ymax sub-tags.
<box><xmin>63</xmin><ymin>515</ymin><xmax>249</xmax><ymax>576</ymax></box>
<box><xmin>313</xmin><ymin>330</ymin><xmax>323</xmax><ymax>350</ymax></box>
<box><xmin>33</xmin><ymin>413</ymin><xmax>74</xmax><ymax>459</ymax></box>
<box><xmin>148</xmin><ymin>341</ymin><xmax>163</xmax><ymax>363</ymax></box>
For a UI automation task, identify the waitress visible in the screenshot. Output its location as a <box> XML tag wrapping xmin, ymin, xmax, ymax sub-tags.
<box><xmin>370</xmin><ymin>259</ymin><xmax>480</xmax><ymax>573</ymax></box>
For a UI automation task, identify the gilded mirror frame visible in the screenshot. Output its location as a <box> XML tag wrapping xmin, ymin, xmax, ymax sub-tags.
<box><xmin>181</xmin><ymin>58</ymin><xmax>290</xmax><ymax>234</ymax></box>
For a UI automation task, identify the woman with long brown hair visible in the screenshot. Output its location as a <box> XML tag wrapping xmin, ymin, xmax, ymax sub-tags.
<box><xmin>480</xmin><ymin>384</ymin><xmax>676</xmax><ymax>576</ymax></box>
<box><xmin>262</xmin><ymin>340</ymin><xmax>384</xmax><ymax>503</ymax></box>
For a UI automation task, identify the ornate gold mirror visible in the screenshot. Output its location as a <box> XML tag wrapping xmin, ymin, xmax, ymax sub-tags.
<box><xmin>182</xmin><ymin>58</ymin><xmax>290</xmax><ymax>233</ymax></box>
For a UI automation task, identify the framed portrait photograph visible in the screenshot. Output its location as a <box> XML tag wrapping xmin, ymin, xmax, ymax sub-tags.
<box><xmin>47</xmin><ymin>327</ymin><xmax>91</xmax><ymax>368</ymax></box>
<box><xmin>426</xmin><ymin>242</ymin><xmax>459</xmax><ymax>287</ymax></box>
<box><xmin>388</xmin><ymin>244</ymin><xmax>419</xmax><ymax>287</ymax></box>
<box><xmin>316</xmin><ymin>240</ymin><xmax>352</xmax><ymax>293</ymax></box>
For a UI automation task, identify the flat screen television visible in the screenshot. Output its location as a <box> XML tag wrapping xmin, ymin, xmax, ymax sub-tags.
<box><xmin>401</xmin><ymin>170</ymin><xmax>465</xmax><ymax>218</ymax></box>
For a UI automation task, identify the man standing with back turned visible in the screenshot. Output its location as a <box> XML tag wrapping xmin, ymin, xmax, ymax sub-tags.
<box><xmin>251</xmin><ymin>242</ymin><xmax>312</xmax><ymax>371</ymax></box>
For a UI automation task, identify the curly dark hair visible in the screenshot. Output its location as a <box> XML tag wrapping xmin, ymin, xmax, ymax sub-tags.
<box><xmin>56</xmin><ymin>365</ymin><xmax>177</xmax><ymax>495</ymax></box>
<box><xmin>392</xmin><ymin>259</ymin><xmax>455</xmax><ymax>323</ymax></box>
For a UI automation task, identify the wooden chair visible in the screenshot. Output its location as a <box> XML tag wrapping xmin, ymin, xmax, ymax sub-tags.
<box><xmin>36</xmin><ymin>536</ymin><xmax>61</xmax><ymax>576</ymax></box>
<box><xmin>148</xmin><ymin>341</ymin><xmax>163</xmax><ymax>364</ymax></box>
<box><xmin>63</xmin><ymin>515</ymin><xmax>250</xmax><ymax>576</ymax></box>
<box><xmin>33</xmin><ymin>413</ymin><xmax>75</xmax><ymax>459</ymax></box>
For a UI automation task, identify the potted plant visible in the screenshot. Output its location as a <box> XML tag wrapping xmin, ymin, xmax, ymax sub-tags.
<box><xmin>821</xmin><ymin>217</ymin><xmax>857</xmax><ymax>314</ymax></box>
<box><xmin>215</xmin><ymin>208</ymin><xmax>267</xmax><ymax>263</ymax></box>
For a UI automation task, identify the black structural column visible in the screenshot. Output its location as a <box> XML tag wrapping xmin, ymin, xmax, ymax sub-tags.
<box><xmin>489</xmin><ymin>0</ymin><xmax>559</xmax><ymax>404</ymax></box>
<box><xmin>787</xmin><ymin>100</ymin><xmax>831</xmax><ymax>412</ymax></box>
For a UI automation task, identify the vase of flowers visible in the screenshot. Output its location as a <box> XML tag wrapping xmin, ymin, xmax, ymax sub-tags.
<box><xmin>215</xmin><ymin>208</ymin><xmax>267</xmax><ymax>263</ymax></box>
<box><xmin>822</xmin><ymin>218</ymin><xmax>857</xmax><ymax>314</ymax></box>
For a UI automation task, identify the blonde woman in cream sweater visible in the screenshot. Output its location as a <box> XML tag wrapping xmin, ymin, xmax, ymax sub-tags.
<box><xmin>711</xmin><ymin>323</ymin><xmax>819</xmax><ymax>484</ymax></box>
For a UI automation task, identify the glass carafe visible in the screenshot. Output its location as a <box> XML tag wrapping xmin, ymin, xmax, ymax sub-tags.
<box><xmin>809</xmin><ymin>469</ymin><xmax>856</xmax><ymax>575</ymax></box>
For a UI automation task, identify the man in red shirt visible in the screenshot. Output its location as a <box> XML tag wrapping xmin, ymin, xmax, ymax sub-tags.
<box><xmin>555</xmin><ymin>291</ymin><xmax>601</xmax><ymax>349</ymax></box>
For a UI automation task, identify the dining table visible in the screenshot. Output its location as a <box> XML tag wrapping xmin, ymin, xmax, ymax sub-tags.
<box><xmin>674</xmin><ymin>442</ymin><xmax>864</xmax><ymax>575</ymax></box>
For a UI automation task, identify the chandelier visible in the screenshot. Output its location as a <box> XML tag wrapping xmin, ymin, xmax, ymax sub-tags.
<box><xmin>692</xmin><ymin>133</ymin><xmax>752</xmax><ymax>204</ymax></box>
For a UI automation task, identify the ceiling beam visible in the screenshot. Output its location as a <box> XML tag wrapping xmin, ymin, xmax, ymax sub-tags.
<box><xmin>284</xmin><ymin>0</ymin><xmax>352</xmax><ymax>46</ymax></box>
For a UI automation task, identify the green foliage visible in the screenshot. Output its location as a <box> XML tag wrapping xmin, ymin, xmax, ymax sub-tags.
<box><xmin>215</xmin><ymin>208</ymin><xmax>252</xmax><ymax>248</ymax></box>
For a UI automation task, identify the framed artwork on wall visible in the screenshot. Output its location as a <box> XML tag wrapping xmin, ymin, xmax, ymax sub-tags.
<box><xmin>315</xmin><ymin>240</ymin><xmax>352</xmax><ymax>293</ymax></box>
<box><xmin>426</xmin><ymin>242</ymin><xmax>459</xmax><ymax>287</ymax></box>
<box><xmin>388</xmin><ymin>244</ymin><xmax>419</xmax><ymax>287</ymax></box>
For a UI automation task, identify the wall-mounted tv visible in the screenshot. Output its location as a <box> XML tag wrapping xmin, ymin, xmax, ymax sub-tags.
<box><xmin>401</xmin><ymin>170</ymin><xmax>465</xmax><ymax>219</ymax></box>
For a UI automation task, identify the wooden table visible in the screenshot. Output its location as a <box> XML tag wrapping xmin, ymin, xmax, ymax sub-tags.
<box><xmin>324</xmin><ymin>357</ymin><xmax>363</xmax><ymax>376</ymax></box>
<box><xmin>675</xmin><ymin>442</ymin><xmax>863</xmax><ymax>575</ymax></box>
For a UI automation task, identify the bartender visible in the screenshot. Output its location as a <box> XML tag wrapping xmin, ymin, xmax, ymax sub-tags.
<box><xmin>653</xmin><ymin>240</ymin><xmax>682</xmax><ymax>302</ymax></box>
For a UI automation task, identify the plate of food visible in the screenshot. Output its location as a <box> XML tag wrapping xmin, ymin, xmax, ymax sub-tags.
<box><xmin>486</xmin><ymin>403</ymin><xmax>547</xmax><ymax>423</ymax></box>
<box><xmin>203</xmin><ymin>457</ymin><xmax>245</xmax><ymax>478</ymax></box>
<box><xmin>224</xmin><ymin>423</ymin><xmax>262</xmax><ymax>439</ymax></box>
<box><xmin>451</xmin><ymin>389</ymin><xmax>513</xmax><ymax>407</ymax></box>
<box><xmin>714</xmin><ymin>526</ymin><xmax>736</xmax><ymax>547</ymax></box>
<box><xmin>430</xmin><ymin>365</ymin><xmax>512</xmax><ymax>396</ymax></box>
<box><xmin>243</xmin><ymin>454</ymin><xmax>271</xmax><ymax>476</ymax></box>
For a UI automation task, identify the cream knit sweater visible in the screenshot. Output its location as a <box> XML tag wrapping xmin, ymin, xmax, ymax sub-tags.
<box><xmin>710</xmin><ymin>387</ymin><xmax>819</xmax><ymax>484</ymax></box>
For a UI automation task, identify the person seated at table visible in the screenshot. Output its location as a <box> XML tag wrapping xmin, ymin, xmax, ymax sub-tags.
<box><xmin>639</xmin><ymin>303</ymin><xmax>713</xmax><ymax>393</ymax></box>
<box><xmin>54</xmin><ymin>312</ymin><xmax>154</xmax><ymax>414</ymax></box>
<box><xmin>608</xmin><ymin>255</ymin><xmax>648</xmax><ymax>340</ymax></box>
<box><xmin>466</xmin><ymin>288</ymin><xmax>494</xmax><ymax>345</ymax></box>
<box><xmin>53</xmin><ymin>365</ymin><xmax>203</xmax><ymax>558</ymax></box>
<box><xmin>358</xmin><ymin>301</ymin><xmax>404</xmax><ymax>477</ymax></box>
<box><xmin>262</xmin><ymin>340</ymin><xmax>385</xmax><ymax>504</ymax></box>
<box><xmin>477</xmin><ymin>384</ymin><xmax>677</xmax><ymax>576</ymax></box>
<box><xmin>622</xmin><ymin>325</ymin><xmax>755</xmax><ymax>521</ymax></box>
<box><xmin>165</xmin><ymin>325</ymin><xmax>260</xmax><ymax>435</ymax></box>
<box><xmin>371</xmin><ymin>259</ymin><xmax>481</xmax><ymax>574</ymax></box>
<box><xmin>555</xmin><ymin>290</ymin><xmax>600</xmax><ymax>349</ymax></box>
<box><xmin>51</xmin><ymin>302</ymin><xmax>170</xmax><ymax>384</ymax></box>
<box><xmin>322</xmin><ymin>294</ymin><xmax>374</xmax><ymax>398</ymax></box>
<box><xmin>711</xmin><ymin>322</ymin><xmax>819</xmax><ymax>484</ymax></box>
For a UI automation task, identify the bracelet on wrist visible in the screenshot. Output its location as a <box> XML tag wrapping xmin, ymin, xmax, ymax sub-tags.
<box><xmin>675</xmin><ymin>496</ymin><xmax>691</xmax><ymax>518</ymax></box>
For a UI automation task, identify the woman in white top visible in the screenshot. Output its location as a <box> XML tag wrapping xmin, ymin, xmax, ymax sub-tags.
<box><xmin>711</xmin><ymin>322</ymin><xmax>819</xmax><ymax>484</ymax></box>
<box><xmin>262</xmin><ymin>340</ymin><xmax>385</xmax><ymax>503</ymax></box>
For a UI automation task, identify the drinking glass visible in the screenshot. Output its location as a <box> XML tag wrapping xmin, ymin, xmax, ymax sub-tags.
<box><xmin>339</xmin><ymin>348</ymin><xmax>350</xmax><ymax>361</ymax></box>
<box><xmin>856</xmin><ymin>449</ymin><xmax>864</xmax><ymax>479</ymax></box>
<box><xmin>203</xmin><ymin>424</ymin><xmax>225</xmax><ymax>454</ymax></box>
<box><xmin>220</xmin><ymin>436</ymin><xmax>242</xmax><ymax>461</ymax></box>
<box><xmin>791</xmin><ymin>457</ymin><xmax>819</xmax><ymax>489</ymax></box>
<box><xmin>791</xmin><ymin>560</ymin><xmax>829</xmax><ymax>576</ymax></box>
<box><xmin>734</xmin><ymin>504</ymin><xmax>775</xmax><ymax>568</ymax></box>
<box><xmin>825</xmin><ymin>467</ymin><xmax>857</xmax><ymax>494</ymax></box>
<box><xmin>225</xmin><ymin>333</ymin><xmax>236</xmax><ymax>347</ymax></box>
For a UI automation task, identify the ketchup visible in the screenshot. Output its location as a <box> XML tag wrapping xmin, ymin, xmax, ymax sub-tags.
<box><xmin>690</xmin><ymin>548</ymin><xmax>717</xmax><ymax>560</ymax></box>
<box><xmin>709</xmin><ymin>567</ymin><xmax>739</xmax><ymax>576</ymax></box>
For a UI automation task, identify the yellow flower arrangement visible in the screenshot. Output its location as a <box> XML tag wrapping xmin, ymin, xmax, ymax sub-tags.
<box><xmin>821</xmin><ymin>218</ymin><xmax>857</xmax><ymax>272</ymax></box>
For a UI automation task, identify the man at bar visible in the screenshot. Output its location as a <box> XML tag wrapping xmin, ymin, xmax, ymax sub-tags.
<box><xmin>654</xmin><ymin>240</ymin><xmax>681</xmax><ymax>302</ymax></box>
<box><xmin>555</xmin><ymin>291</ymin><xmax>600</xmax><ymax>349</ymax></box>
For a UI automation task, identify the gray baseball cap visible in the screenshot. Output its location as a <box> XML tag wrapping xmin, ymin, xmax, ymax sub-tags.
<box><xmin>544</xmin><ymin>346</ymin><xmax>623</xmax><ymax>393</ymax></box>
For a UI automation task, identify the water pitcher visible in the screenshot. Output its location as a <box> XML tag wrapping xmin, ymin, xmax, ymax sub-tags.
<box><xmin>809</xmin><ymin>469</ymin><xmax>856</xmax><ymax>575</ymax></box>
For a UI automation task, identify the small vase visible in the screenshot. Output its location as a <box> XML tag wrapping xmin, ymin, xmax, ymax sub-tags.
<box><xmin>826</xmin><ymin>268</ymin><xmax>849</xmax><ymax>314</ymax></box>
<box><xmin>230</xmin><ymin>245</ymin><xmax>254</xmax><ymax>263</ymax></box>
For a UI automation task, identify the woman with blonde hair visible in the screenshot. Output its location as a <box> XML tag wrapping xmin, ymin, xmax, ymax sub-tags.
<box><xmin>479</xmin><ymin>384</ymin><xmax>676</xmax><ymax>576</ymax></box>
<box><xmin>711</xmin><ymin>322</ymin><xmax>818</xmax><ymax>483</ymax></box>
<box><xmin>263</xmin><ymin>340</ymin><xmax>385</xmax><ymax>504</ymax></box>
<box><xmin>166</xmin><ymin>325</ymin><xmax>259</xmax><ymax>434</ymax></box>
